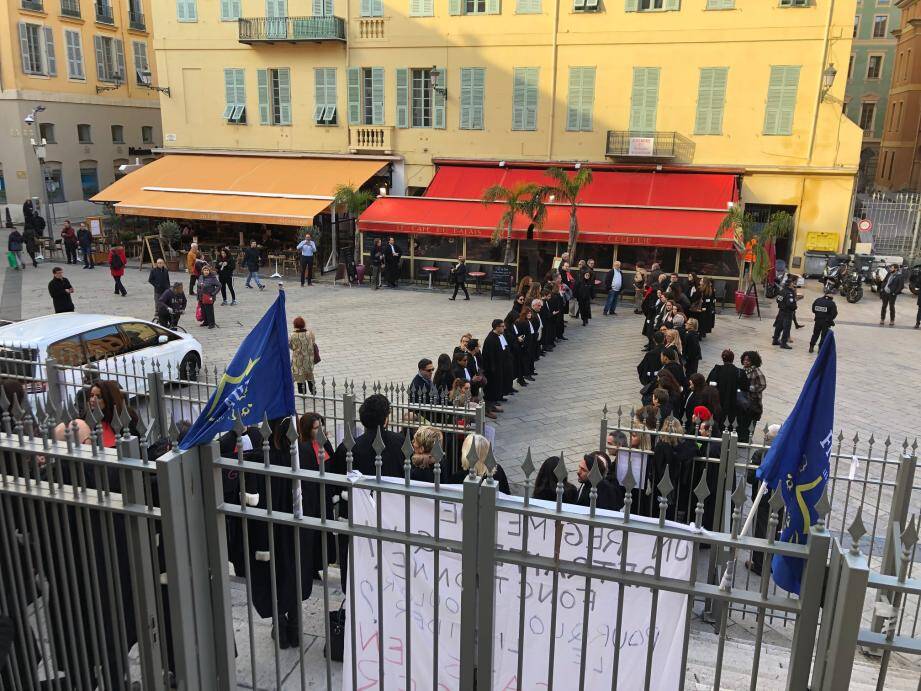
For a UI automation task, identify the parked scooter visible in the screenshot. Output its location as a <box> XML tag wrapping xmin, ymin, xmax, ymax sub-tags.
<box><xmin>820</xmin><ymin>255</ymin><xmax>864</xmax><ymax>303</ymax></box>
<box><xmin>764</xmin><ymin>260</ymin><xmax>789</xmax><ymax>299</ymax></box>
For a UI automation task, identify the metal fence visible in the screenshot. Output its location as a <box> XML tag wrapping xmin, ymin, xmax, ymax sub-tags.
<box><xmin>856</xmin><ymin>192</ymin><xmax>921</xmax><ymax>260</ymax></box>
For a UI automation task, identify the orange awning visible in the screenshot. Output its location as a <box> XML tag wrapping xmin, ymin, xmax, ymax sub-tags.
<box><xmin>93</xmin><ymin>154</ymin><xmax>386</xmax><ymax>226</ymax></box>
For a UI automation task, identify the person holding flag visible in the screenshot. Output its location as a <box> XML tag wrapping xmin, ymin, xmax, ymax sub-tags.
<box><xmin>750</xmin><ymin>332</ymin><xmax>836</xmax><ymax>594</ymax></box>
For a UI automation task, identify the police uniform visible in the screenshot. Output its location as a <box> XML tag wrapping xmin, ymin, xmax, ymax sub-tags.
<box><xmin>772</xmin><ymin>285</ymin><xmax>798</xmax><ymax>347</ymax></box>
<box><xmin>809</xmin><ymin>294</ymin><xmax>838</xmax><ymax>351</ymax></box>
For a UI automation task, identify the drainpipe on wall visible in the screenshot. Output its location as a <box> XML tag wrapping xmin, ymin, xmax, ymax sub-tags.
<box><xmin>546</xmin><ymin>0</ymin><xmax>561</xmax><ymax>161</ymax></box>
<box><xmin>806</xmin><ymin>0</ymin><xmax>836</xmax><ymax>165</ymax></box>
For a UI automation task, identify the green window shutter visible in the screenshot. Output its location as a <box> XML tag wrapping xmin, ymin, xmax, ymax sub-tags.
<box><xmin>763</xmin><ymin>65</ymin><xmax>800</xmax><ymax>135</ymax></box>
<box><xmin>433</xmin><ymin>66</ymin><xmax>446</xmax><ymax>129</ymax></box>
<box><xmin>471</xmin><ymin>68</ymin><xmax>484</xmax><ymax>129</ymax></box>
<box><xmin>372</xmin><ymin>0</ymin><xmax>383</xmax><ymax>14</ymax></box>
<box><xmin>257</xmin><ymin>69</ymin><xmax>270</xmax><ymax>124</ymax></box>
<box><xmin>94</xmin><ymin>35</ymin><xmax>106</xmax><ymax>81</ymax></box>
<box><xmin>235</xmin><ymin>69</ymin><xmax>246</xmax><ymax>106</ymax></box>
<box><xmin>312</xmin><ymin>0</ymin><xmax>333</xmax><ymax>16</ymax></box>
<box><xmin>19</xmin><ymin>23</ymin><xmax>31</xmax><ymax>74</ymax></box>
<box><xmin>707</xmin><ymin>0</ymin><xmax>734</xmax><ymax>7</ymax></box>
<box><xmin>625</xmin><ymin>0</ymin><xmax>638</xmax><ymax>11</ymax></box>
<box><xmin>525</xmin><ymin>67</ymin><xmax>538</xmax><ymax>130</ymax></box>
<box><xmin>460</xmin><ymin>67</ymin><xmax>485</xmax><ymax>130</ymax></box>
<box><xmin>449</xmin><ymin>0</ymin><xmax>463</xmax><ymax>14</ymax></box>
<box><xmin>512</xmin><ymin>68</ymin><xmax>525</xmax><ymax>130</ymax></box>
<box><xmin>114</xmin><ymin>39</ymin><xmax>125</xmax><ymax>82</ymax></box>
<box><xmin>513</xmin><ymin>67</ymin><xmax>538</xmax><ymax>131</ymax></box>
<box><xmin>664</xmin><ymin>0</ymin><xmax>680</xmax><ymax>10</ymax></box>
<box><xmin>486</xmin><ymin>0</ymin><xmax>501</xmax><ymax>13</ymax></box>
<box><xmin>409</xmin><ymin>0</ymin><xmax>421</xmax><ymax>15</ymax></box>
<box><xmin>566</xmin><ymin>67</ymin><xmax>582</xmax><ymax>131</ymax></box>
<box><xmin>517</xmin><ymin>0</ymin><xmax>541</xmax><ymax>12</ymax></box>
<box><xmin>220</xmin><ymin>0</ymin><xmax>231</xmax><ymax>19</ymax></box>
<box><xmin>176</xmin><ymin>0</ymin><xmax>187</xmax><ymax>21</ymax></box>
<box><xmin>277</xmin><ymin>68</ymin><xmax>291</xmax><ymax>125</ymax></box>
<box><xmin>371</xmin><ymin>67</ymin><xmax>385</xmax><ymax>124</ymax></box>
<box><xmin>44</xmin><ymin>27</ymin><xmax>56</xmax><ymax>77</ymax></box>
<box><xmin>460</xmin><ymin>69</ymin><xmax>471</xmax><ymax>129</ymax></box>
<box><xmin>347</xmin><ymin>67</ymin><xmax>361</xmax><ymax>124</ymax></box>
<box><xmin>360</xmin><ymin>0</ymin><xmax>371</xmax><ymax>15</ymax></box>
<box><xmin>190</xmin><ymin>0</ymin><xmax>198</xmax><ymax>20</ymax></box>
<box><xmin>224</xmin><ymin>68</ymin><xmax>236</xmax><ymax>114</ymax></box>
<box><xmin>424</xmin><ymin>0</ymin><xmax>434</xmax><ymax>14</ymax></box>
<box><xmin>695</xmin><ymin>67</ymin><xmax>727</xmax><ymax>135</ymax></box>
<box><xmin>580</xmin><ymin>67</ymin><xmax>595</xmax><ymax>131</ymax></box>
<box><xmin>396</xmin><ymin>68</ymin><xmax>409</xmax><ymax>128</ymax></box>
<box><xmin>315</xmin><ymin>67</ymin><xmax>327</xmax><ymax>120</ymax></box>
<box><xmin>630</xmin><ymin>67</ymin><xmax>659</xmax><ymax>131</ymax></box>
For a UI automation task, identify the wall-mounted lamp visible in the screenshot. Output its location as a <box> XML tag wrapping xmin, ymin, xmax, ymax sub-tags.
<box><xmin>821</xmin><ymin>64</ymin><xmax>837</xmax><ymax>101</ymax></box>
<box><xmin>96</xmin><ymin>74</ymin><xmax>124</xmax><ymax>94</ymax></box>
<box><xmin>429</xmin><ymin>67</ymin><xmax>447</xmax><ymax>98</ymax></box>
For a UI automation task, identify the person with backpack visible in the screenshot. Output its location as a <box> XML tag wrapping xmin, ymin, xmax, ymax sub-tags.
<box><xmin>22</xmin><ymin>226</ymin><xmax>39</xmax><ymax>268</ymax></box>
<box><xmin>7</xmin><ymin>229</ymin><xmax>24</xmax><ymax>270</ymax></box>
<box><xmin>108</xmin><ymin>244</ymin><xmax>128</xmax><ymax>296</ymax></box>
<box><xmin>77</xmin><ymin>223</ymin><xmax>94</xmax><ymax>268</ymax></box>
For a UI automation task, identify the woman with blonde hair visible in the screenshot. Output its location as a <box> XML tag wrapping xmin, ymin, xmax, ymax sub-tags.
<box><xmin>699</xmin><ymin>277</ymin><xmax>716</xmax><ymax>337</ymax></box>
<box><xmin>289</xmin><ymin>316</ymin><xmax>317</xmax><ymax>395</ymax></box>
<box><xmin>409</xmin><ymin>425</ymin><xmax>445</xmax><ymax>482</ymax></box>
<box><xmin>456</xmin><ymin>433</ymin><xmax>511</xmax><ymax>493</ymax></box>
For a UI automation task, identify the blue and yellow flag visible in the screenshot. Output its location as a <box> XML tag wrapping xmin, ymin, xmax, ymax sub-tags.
<box><xmin>756</xmin><ymin>332</ymin><xmax>836</xmax><ymax>594</ymax></box>
<box><xmin>179</xmin><ymin>291</ymin><xmax>296</xmax><ymax>450</ymax></box>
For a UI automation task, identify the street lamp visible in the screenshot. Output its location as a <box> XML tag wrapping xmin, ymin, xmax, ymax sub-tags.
<box><xmin>26</xmin><ymin>105</ymin><xmax>56</xmax><ymax>230</ymax></box>
<box><xmin>428</xmin><ymin>67</ymin><xmax>447</xmax><ymax>98</ymax></box>
<box><xmin>821</xmin><ymin>63</ymin><xmax>838</xmax><ymax>101</ymax></box>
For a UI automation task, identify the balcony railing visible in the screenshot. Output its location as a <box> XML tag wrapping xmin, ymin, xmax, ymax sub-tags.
<box><xmin>21</xmin><ymin>0</ymin><xmax>44</xmax><ymax>11</ymax></box>
<box><xmin>349</xmin><ymin>125</ymin><xmax>394</xmax><ymax>154</ymax></box>
<box><xmin>60</xmin><ymin>0</ymin><xmax>81</xmax><ymax>17</ymax></box>
<box><xmin>238</xmin><ymin>16</ymin><xmax>346</xmax><ymax>43</ymax></box>
<box><xmin>605</xmin><ymin>130</ymin><xmax>695</xmax><ymax>163</ymax></box>
<box><xmin>95</xmin><ymin>2</ymin><xmax>114</xmax><ymax>23</ymax></box>
<box><xmin>129</xmin><ymin>8</ymin><xmax>145</xmax><ymax>30</ymax></box>
<box><xmin>356</xmin><ymin>17</ymin><xmax>386</xmax><ymax>39</ymax></box>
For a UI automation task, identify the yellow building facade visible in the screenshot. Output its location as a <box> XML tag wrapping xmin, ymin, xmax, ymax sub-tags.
<box><xmin>147</xmin><ymin>0</ymin><xmax>860</xmax><ymax>265</ymax></box>
<box><xmin>0</xmin><ymin>0</ymin><xmax>162</xmax><ymax>223</ymax></box>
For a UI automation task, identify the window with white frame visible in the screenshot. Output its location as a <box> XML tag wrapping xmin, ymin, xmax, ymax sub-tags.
<box><xmin>63</xmin><ymin>29</ymin><xmax>84</xmax><ymax>80</ymax></box>
<box><xmin>867</xmin><ymin>54</ymin><xmax>883</xmax><ymax>79</ymax></box>
<box><xmin>314</xmin><ymin>67</ymin><xmax>337</xmax><ymax>125</ymax></box>
<box><xmin>93</xmin><ymin>35</ymin><xmax>125</xmax><ymax>82</ymax></box>
<box><xmin>411</xmin><ymin>68</ymin><xmax>432</xmax><ymax>127</ymax></box>
<box><xmin>873</xmin><ymin>15</ymin><xmax>888</xmax><ymax>37</ymax></box>
<box><xmin>223</xmin><ymin>68</ymin><xmax>247</xmax><ymax>123</ymax></box>
<box><xmin>779</xmin><ymin>0</ymin><xmax>809</xmax><ymax>6</ymax></box>
<box><xmin>859</xmin><ymin>101</ymin><xmax>876</xmax><ymax>131</ymax></box>
<box><xmin>18</xmin><ymin>22</ymin><xmax>56</xmax><ymax>76</ymax></box>
<box><xmin>176</xmin><ymin>0</ymin><xmax>197</xmax><ymax>21</ymax></box>
<box><xmin>220</xmin><ymin>0</ymin><xmax>242</xmax><ymax>20</ymax></box>
<box><xmin>360</xmin><ymin>0</ymin><xmax>384</xmax><ymax>16</ymax></box>
<box><xmin>142</xmin><ymin>125</ymin><xmax>153</xmax><ymax>143</ymax></box>
<box><xmin>111</xmin><ymin>124</ymin><xmax>124</xmax><ymax>143</ymax></box>
<box><xmin>257</xmin><ymin>68</ymin><xmax>292</xmax><ymax>125</ymax></box>
<box><xmin>77</xmin><ymin>123</ymin><xmax>92</xmax><ymax>143</ymax></box>
<box><xmin>133</xmin><ymin>41</ymin><xmax>149</xmax><ymax>85</ymax></box>
<box><xmin>39</xmin><ymin>122</ymin><xmax>55</xmax><ymax>143</ymax></box>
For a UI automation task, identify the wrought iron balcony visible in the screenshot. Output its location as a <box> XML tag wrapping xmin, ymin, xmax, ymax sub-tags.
<box><xmin>21</xmin><ymin>0</ymin><xmax>44</xmax><ymax>11</ymax></box>
<box><xmin>60</xmin><ymin>0</ymin><xmax>81</xmax><ymax>17</ymax></box>
<box><xmin>95</xmin><ymin>2</ymin><xmax>114</xmax><ymax>24</ymax></box>
<box><xmin>349</xmin><ymin>125</ymin><xmax>394</xmax><ymax>154</ymax></box>
<box><xmin>605</xmin><ymin>130</ymin><xmax>695</xmax><ymax>163</ymax></box>
<box><xmin>238</xmin><ymin>16</ymin><xmax>346</xmax><ymax>43</ymax></box>
<box><xmin>129</xmin><ymin>8</ymin><xmax>145</xmax><ymax>30</ymax></box>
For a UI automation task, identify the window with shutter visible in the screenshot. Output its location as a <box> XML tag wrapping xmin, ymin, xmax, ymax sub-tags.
<box><xmin>694</xmin><ymin>67</ymin><xmax>728</xmax><ymax>135</ymax></box>
<box><xmin>432</xmin><ymin>66</ymin><xmax>446</xmax><ymax>129</ymax></box>
<box><xmin>114</xmin><ymin>39</ymin><xmax>125</xmax><ymax>82</ymax></box>
<box><xmin>705</xmin><ymin>0</ymin><xmax>734</xmax><ymax>8</ymax></box>
<box><xmin>763</xmin><ymin>65</ymin><xmax>800</xmax><ymax>136</ymax></box>
<box><xmin>257</xmin><ymin>69</ymin><xmax>270</xmax><ymax>124</ymax></box>
<box><xmin>629</xmin><ymin>67</ymin><xmax>659</xmax><ymax>131</ymax></box>
<box><xmin>459</xmin><ymin>67</ymin><xmax>485</xmax><ymax>130</ymax></box>
<box><xmin>20</xmin><ymin>23</ymin><xmax>45</xmax><ymax>76</ymax></box>
<box><xmin>516</xmin><ymin>0</ymin><xmax>541</xmax><ymax>13</ymax></box>
<box><xmin>43</xmin><ymin>27</ymin><xmax>56</xmax><ymax>77</ymax></box>
<box><xmin>224</xmin><ymin>68</ymin><xmax>246</xmax><ymax>123</ymax></box>
<box><xmin>312</xmin><ymin>0</ymin><xmax>333</xmax><ymax>16</ymax></box>
<box><xmin>512</xmin><ymin>67</ymin><xmax>538</xmax><ymax>131</ymax></box>
<box><xmin>177</xmin><ymin>0</ymin><xmax>198</xmax><ymax>21</ymax></box>
<box><xmin>94</xmin><ymin>35</ymin><xmax>106</xmax><ymax>81</ymax></box>
<box><xmin>410</xmin><ymin>0</ymin><xmax>434</xmax><ymax>15</ymax></box>
<box><xmin>220</xmin><ymin>0</ymin><xmax>242</xmax><ymax>20</ymax></box>
<box><xmin>566</xmin><ymin>66</ymin><xmax>595</xmax><ymax>131</ymax></box>
<box><xmin>371</xmin><ymin>67</ymin><xmax>385</xmax><ymax>125</ymax></box>
<box><xmin>396</xmin><ymin>68</ymin><xmax>409</xmax><ymax>127</ymax></box>
<box><xmin>275</xmin><ymin>68</ymin><xmax>291</xmax><ymax>125</ymax></box>
<box><xmin>361</xmin><ymin>0</ymin><xmax>384</xmax><ymax>15</ymax></box>
<box><xmin>93</xmin><ymin>35</ymin><xmax>122</xmax><ymax>82</ymax></box>
<box><xmin>314</xmin><ymin>68</ymin><xmax>337</xmax><ymax>124</ymax></box>
<box><xmin>64</xmin><ymin>30</ymin><xmax>85</xmax><ymax>80</ymax></box>
<box><xmin>133</xmin><ymin>41</ymin><xmax>149</xmax><ymax>85</ymax></box>
<box><xmin>348</xmin><ymin>67</ymin><xmax>361</xmax><ymax>124</ymax></box>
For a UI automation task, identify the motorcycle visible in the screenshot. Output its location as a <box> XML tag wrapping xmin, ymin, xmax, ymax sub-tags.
<box><xmin>841</xmin><ymin>270</ymin><xmax>864</xmax><ymax>303</ymax></box>
<box><xmin>910</xmin><ymin>263</ymin><xmax>921</xmax><ymax>295</ymax></box>
<box><xmin>764</xmin><ymin>260</ymin><xmax>788</xmax><ymax>299</ymax></box>
<box><xmin>867</xmin><ymin>262</ymin><xmax>890</xmax><ymax>293</ymax></box>
<box><xmin>820</xmin><ymin>257</ymin><xmax>863</xmax><ymax>302</ymax></box>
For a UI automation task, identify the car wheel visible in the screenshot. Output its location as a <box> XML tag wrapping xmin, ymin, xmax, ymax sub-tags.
<box><xmin>179</xmin><ymin>353</ymin><xmax>200</xmax><ymax>381</ymax></box>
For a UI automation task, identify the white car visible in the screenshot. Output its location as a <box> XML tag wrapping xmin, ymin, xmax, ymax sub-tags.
<box><xmin>0</xmin><ymin>314</ymin><xmax>202</xmax><ymax>403</ymax></box>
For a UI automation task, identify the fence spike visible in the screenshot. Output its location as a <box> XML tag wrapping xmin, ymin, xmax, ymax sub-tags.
<box><xmin>135</xmin><ymin>414</ymin><xmax>148</xmax><ymax>440</ymax></box>
<box><xmin>731</xmin><ymin>477</ymin><xmax>747</xmax><ymax>507</ymax></box>
<box><xmin>884</xmin><ymin>434</ymin><xmax>891</xmax><ymax>448</ymax></box>
<box><xmin>553</xmin><ymin>451</ymin><xmax>568</xmax><ymax>483</ymax></box>
<box><xmin>622</xmin><ymin>457</ymin><xmax>637</xmax><ymax>494</ymax></box>
<box><xmin>520</xmin><ymin>448</ymin><xmax>535</xmax><ymax>478</ymax></box>
<box><xmin>110</xmin><ymin>405</ymin><xmax>124</xmax><ymax>435</ymax></box>
<box><xmin>656</xmin><ymin>468</ymin><xmax>673</xmax><ymax>498</ymax></box>
<box><xmin>588</xmin><ymin>457</ymin><xmax>604</xmax><ymax>488</ymax></box>
<box><xmin>601</xmin><ymin>403</ymin><xmax>608</xmax><ymax>418</ymax></box>
<box><xmin>848</xmin><ymin>512</ymin><xmax>867</xmax><ymax>555</ymax></box>
<box><xmin>233</xmin><ymin>415</ymin><xmax>246</xmax><ymax>436</ymax></box>
<box><xmin>260</xmin><ymin>413</ymin><xmax>271</xmax><ymax>440</ymax></box>
<box><xmin>768</xmin><ymin>487</ymin><xmax>785</xmax><ymax>513</ymax></box>
<box><xmin>852</xmin><ymin>432</ymin><xmax>860</xmax><ymax>445</ymax></box>
<box><xmin>0</xmin><ymin>385</ymin><xmax>9</xmax><ymax>412</ymax></box>
<box><xmin>484</xmin><ymin>446</ymin><xmax>497</xmax><ymax>475</ymax></box>
<box><xmin>401</xmin><ymin>429</ymin><xmax>414</xmax><ymax>461</ymax></box>
<box><xmin>431</xmin><ymin>434</ymin><xmax>444</xmax><ymax>467</ymax></box>
<box><xmin>10</xmin><ymin>395</ymin><xmax>23</xmax><ymax>422</ymax></box>
<box><xmin>168</xmin><ymin>418</ymin><xmax>180</xmax><ymax>444</ymax></box>
<box><xmin>315</xmin><ymin>421</ymin><xmax>328</xmax><ymax>450</ymax></box>
<box><xmin>911</xmin><ymin>438</ymin><xmax>918</xmax><ymax>453</ymax></box>
<box><xmin>285</xmin><ymin>416</ymin><xmax>298</xmax><ymax>444</ymax></box>
<box><xmin>836</xmin><ymin>430</ymin><xmax>845</xmax><ymax>443</ymax></box>
<box><xmin>693</xmin><ymin>471</ymin><xmax>709</xmax><ymax>503</ymax></box>
<box><xmin>902</xmin><ymin>438</ymin><xmax>910</xmax><ymax>453</ymax></box>
<box><xmin>901</xmin><ymin>516</ymin><xmax>919</xmax><ymax>551</ymax></box>
<box><xmin>343</xmin><ymin>422</ymin><xmax>355</xmax><ymax>452</ymax></box>
<box><xmin>616</xmin><ymin>404</ymin><xmax>622</xmax><ymax>418</ymax></box>
<box><xmin>867</xmin><ymin>433</ymin><xmax>876</xmax><ymax>447</ymax></box>
<box><xmin>814</xmin><ymin>487</ymin><xmax>831</xmax><ymax>524</ymax></box>
<box><xmin>372</xmin><ymin>426</ymin><xmax>385</xmax><ymax>456</ymax></box>
<box><xmin>34</xmin><ymin>398</ymin><xmax>46</xmax><ymax>425</ymax></box>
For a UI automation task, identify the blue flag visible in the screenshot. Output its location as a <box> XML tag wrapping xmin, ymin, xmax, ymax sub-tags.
<box><xmin>179</xmin><ymin>291</ymin><xmax>296</xmax><ymax>450</ymax></box>
<box><xmin>755</xmin><ymin>331</ymin><xmax>836</xmax><ymax>594</ymax></box>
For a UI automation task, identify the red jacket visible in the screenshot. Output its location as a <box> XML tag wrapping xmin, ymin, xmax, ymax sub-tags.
<box><xmin>108</xmin><ymin>248</ymin><xmax>127</xmax><ymax>277</ymax></box>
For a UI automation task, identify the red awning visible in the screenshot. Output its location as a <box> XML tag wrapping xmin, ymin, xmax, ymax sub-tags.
<box><xmin>423</xmin><ymin>164</ymin><xmax>738</xmax><ymax>210</ymax></box>
<box><xmin>359</xmin><ymin>197</ymin><xmax>734</xmax><ymax>249</ymax></box>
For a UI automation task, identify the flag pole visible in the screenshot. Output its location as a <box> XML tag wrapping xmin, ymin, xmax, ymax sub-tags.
<box><xmin>719</xmin><ymin>481</ymin><xmax>768</xmax><ymax>590</ymax></box>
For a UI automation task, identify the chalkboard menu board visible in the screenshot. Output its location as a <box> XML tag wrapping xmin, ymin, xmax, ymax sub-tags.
<box><xmin>142</xmin><ymin>235</ymin><xmax>165</xmax><ymax>269</ymax></box>
<box><xmin>490</xmin><ymin>265</ymin><xmax>513</xmax><ymax>300</ymax></box>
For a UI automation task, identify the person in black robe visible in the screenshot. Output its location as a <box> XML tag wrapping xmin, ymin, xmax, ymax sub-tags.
<box><xmin>691</xmin><ymin>418</ymin><xmax>721</xmax><ymax>531</ymax></box>
<box><xmin>706</xmin><ymin>348</ymin><xmax>748</xmax><ymax>432</ymax></box>
<box><xmin>574</xmin><ymin>271</ymin><xmax>594</xmax><ymax>325</ymax></box>
<box><xmin>533</xmin><ymin>456</ymin><xmax>578</xmax><ymax>502</ymax></box>
<box><xmin>498</xmin><ymin>317</ymin><xmax>517</xmax><ymax>396</ymax></box>
<box><xmin>509</xmin><ymin>309</ymin><xmax>533</xmax><ymax>386</ymax></box>
<box><xmin>660</xmin><ymin>347</ymin><xmax>687</xmax><ymax>392</ymax></box>
<box><xmin>641</xmin><ymin>288</ymin><xmax>663</xmax><ymax>349</ymax></box>
<box><xmin>481</xmin><ymin>321</ymin><xmax>508</xmax><ymax>410</ymax></box>
<box><xmin>574</xmin><ymin>453</ymin><xmax>625</xmax><ymax>511</ymax></box>
<box><xmin>538</xmin><ymin>294</ymin><xmax>555</xmax><ymax>351</ymax></box>
<box><xmin>644</xmin><ymin>417</ymin><xmax>686</xmax><ymax>517</ymax></box>
<box><xmin>409</xmin><ymin>358</ymin><xmax>437</xmax><ymax>401</ymax></box>
<box><xmin>698</xmin><ymin>278</ymin><xmax>716</xmax><ymax>338</ymax></box>
<box><xmin>637</xmin><ymin>331</ymin><xmax>666</xmax><ymax>385</ymax></box>
<box><xmin>548</xmin><ymin>284</ymin><xmax>566</xmax><ymax>342</ymax></box>
<box><xmin>684</xmin><ymin>318</ymin><xmax>702</xmax><ymax>374</ymax></box>
<box><xmin>384</xmin><ymin>237</ymin><xmax>401</xmax><ymax>287</ymax></box>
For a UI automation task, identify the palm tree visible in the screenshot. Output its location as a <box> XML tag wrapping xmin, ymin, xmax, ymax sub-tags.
<box><xmin>717</xmin><ymin>206</ymin><xmax>794</xmax><ymax>287</ymax></box>
<box><xmin>332</xmin><ymin>183</ymin><xmax>376</xmax><ymax>264</ymax></box>
<box><xmin>541</xmin><ymin>166</ymin><xmax>593</xmax><ymax>259</ymax></box>
<box><xmin>481</xmin><ymin>182</ymin><xmax>545</xmax><ymax>265</ymax></box>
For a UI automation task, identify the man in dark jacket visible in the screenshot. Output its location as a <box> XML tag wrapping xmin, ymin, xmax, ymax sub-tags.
<box><xmin>384</xmin><ymin>237</ymin><xmax>401</xmax><ymax>288</ymax></box>
<box><xmin>449</xmin><ymin>255</ymin><xmax>469</xmax><ymax>300</ymax></box>
<box><xmin>574</xmin><ymin>453</ymin><xmax>624</xmax><ymax>511</ymax></box>
<box><xmin>409</xmin><ymin>358</ymin><xmax>437</xmax><ymax>400</ymax></box>
<box><xmin>707</xmin><ymin>348</ymin><xmax>747</xmax><ymax>432</ymax></box>
<box><xmin>147</xmin><ymin>258</ymin><xmax>171</xmax><ymax>311</ymax></box>
<box><xmin>482</xmin><ymin>319</ymin><xmax>509</xmax><ymax>407</ymax></box>
<box><xmin>60</xmin><ymin>220</ymin><xmax>78</xmax><ymax>264</ymax></box>
<box><xmin>879</xmin><ymin>263</ymin><xmax>904</xmax><ymax>326</ymax></box>
<box><xmin>77</xmin><ymin>223</ymin><xmax>94</xmax><ymax>268</ymax></box>
<box><xmin>243</xmin><ymin>240</ymin><xmax>265</xmax><ymax>290</ymax></box>
<box><xmin>771</xmin><ymin>276</ymin><xmax>799</xmax><ymax>349</ymax></box>
<box><xmin>809</xmin><ymin>289</ymin><xmax>837</xmax><ymax>353</ymax></box>
<box><xmin>48</xmin><ymin>267</ymin><xmax>74</xmax><ymax>313</ymax></box>
<box><xmin>370</xmin><ymin>238</ymin><xmax>385</xmax><ymax>289</ymax></box>
<box><xmin>156</xmin><ymin>282</ymin><xmax>187</xmax><ymax>328</ymax></box>
<box><xmin>638</xmin><ymin>332</ymin><xmax>665</xmax><ymax>385</ymax></box>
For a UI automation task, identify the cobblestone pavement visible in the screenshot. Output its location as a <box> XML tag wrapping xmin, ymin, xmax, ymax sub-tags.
<box><xmin>5</xmin><ymin>258</ymin><xmax>918</xmax><ymax>482</ymax></box>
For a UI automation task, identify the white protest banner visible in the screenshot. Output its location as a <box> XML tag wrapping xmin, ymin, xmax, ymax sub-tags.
<box><xmin>491</xmin><ymin>499</ymin><xmax>694</xmax><ymax>690</ymax></box>
<box><xmin>342</xmin><ymin>485</ymin><xmax>694</xmax><ymax>691</ymax></box>
<box><xmin>342</xmin><ymin>485</ymin><xmax>466</xmax><ymax>691</ymax></box>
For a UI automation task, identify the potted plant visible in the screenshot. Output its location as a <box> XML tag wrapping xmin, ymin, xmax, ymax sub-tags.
<box><xmin>156</xmin><ymin>220</ymin><xmax>182</xmax><ymax>270</ymax></box>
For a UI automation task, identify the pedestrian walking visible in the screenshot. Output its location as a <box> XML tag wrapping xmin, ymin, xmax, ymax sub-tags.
<box><xmin>809</xmin><ymin>289</ymin><xmax>837</xmax><ymax>352</ymax></box>
<box><xmin>216</xmin><ymin>248</ymin><xmax>237</xmax><ymax>305</ymax></box>
<box><xmin>243</xmin><ymin>240</ymin><xmax>265</xmax><ymax>290</ymax></box>
<box><xmin>147</xmin><ymin>258</ymin><xmax>171</xmax><ymax>312</ymax></box>
<box><xmin>296</xmin><ymin>232</ymin><xmax>317</xmax><ymax>286</ymax></box>
<box><xmin>108</xmin><ymin>244</ymin><xmax>128</xmax><ymax>296</ymax></box>
<box><xmin>370</xmin><ymin>238</ymin><xmax>385</xmax><ymax>289</ymax></box>
<box><xmin>771</xmin><ymin>275</ymin><xmax>798</xmax><ymax>349</ymax></box>
<box><xmin>449</xmin><ymin>255</ymin><xmax>470</xmax><ymax>300</ymax></box>
<box><xmin>698</xmin><ymin>277</ymin><xmax>716</xmax><ymax>338</ymax></box>
<box><xmin>186</xmin><ymin>243</ymin><xmax>201</xmax><ymax>295</ymax></box>
<box><xmin>22</xmin><ymin>226</ymin><xmax>39</xmax><ymax>268</ymax></box>
<box><xmin>879</xmin><ymin>263</ymin><xmax>904</xmax><ymax>326</ymax></box>
<box><xmin>288</xmin><ymin>316</ymin><xmax>317</xmax><ymax>394</ymax></box>
<box><xmin>77</xmin><ymin>222</ymin><xmax>94</xmax><ymax>268</ymax></box>
<box><xmin>574</xmin><ymin>270</ymin><xmax>594</xmax><ymax>325</ymax></box>
<box><xmin>197</xmin><ymin>265</ymin><xmax>219</xmax><ymax>328</ymax></box>
<box><xmin>736</xmin><ymin>351</ymin><xmax>765</xmax><ymax>443</ymax></box>
<box><xmin>603</xmin><ymin>261</ymin><xmax>623</xmax><ymax>315</ymax></box>
<box><xmin>48</xmin><ymin>266</ymin><xmax>75</xmax><ymax>313</ymax></box>
<box><xmin>60</xmin><ymin>220</ymin><xmax>79</xmax><ymax>264</ymax></box>
<box><xmin>384</xmin><ymin>236</ymin><xmax>401</xmax><ymax>288</ymax></box>
<box><xmin>7</xmin><ymin>229</ymin><xmax>23</xmax><ymax>269</ymax></box>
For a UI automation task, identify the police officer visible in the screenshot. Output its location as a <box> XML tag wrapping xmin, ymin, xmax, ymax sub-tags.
<box><xmin>809</xmin><ymin>288</ymin><xmax>837</xmax><ymax>353</ymax></box>
<box><xmin>772</xmin><ymin>275</ymin><xmax>799</xmax><ymax>350</ymax></box>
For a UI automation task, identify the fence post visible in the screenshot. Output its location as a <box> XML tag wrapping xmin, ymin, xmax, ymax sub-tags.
<box><xmin>872</xmin><ymin>450</ymin><xmax>917</xmax><ymax>633</ymax></box>
<box><xmin>706</xmin><ymin>431</ymin><xmax>737</xmax><ymax>624</ymax></box>
<box><xmin>147</xmin><ymin>369</ymin><xmax>168</xmax><ymax>440</ymax></box>
<box><xmin>476</xmin><ymin>476</ymin><xmax>498</xmax><ymax>690</ymax></box>
<box><xmin>786</xmin><ymin>525</ymin><xmax>832</xmax><ymax>690</ymax></box>
<box><xmin>598</xmin><ymin>405</ymin><xmax>608</xmax><ymax>456</ymax></box>
<box><xmin>474</xmin><ymin>401</ymin><xmax>486</xmax><ymax>435</ymax></box>
<box><xmin>459</xmin><ymin>475</ymin><xmax>481</xmax><ymax>691</ymax></box>
<box><xmin>117</xmin><ymin>433</ymin><xmax>166</xmax><ymax>689</ymax></box>
<box><xmin>812</xmin><ymin>541</ymin><xmax>869</xmax><ymax>691</ymax></box>
<box><xmin>343</xmin><ymin>390</ymin><xmax>357</xmax><ymax>435</ymax></box>
<box><xmin>45</xmin><ymin>356</ymin><xmax>63</xmax><ymax>410</ymax></box>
